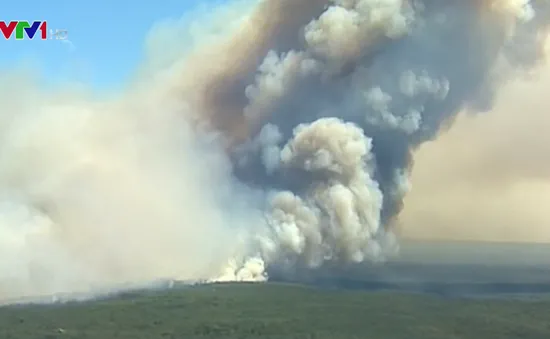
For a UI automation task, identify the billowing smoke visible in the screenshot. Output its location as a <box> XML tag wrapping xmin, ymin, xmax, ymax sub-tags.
<box><xmin>212</xmin><ymin>0</ymin><xmax>550</xmax><ymax>280</ymax></box>
<box><xmin>0</xmin><ymin>69</ymin><xmax>267</xmax><ymax>298</ymax></box>
<box><xmin>1</xmin><ymin>0</ymin><xmax>549</xmax><ymax>300</ymax></box>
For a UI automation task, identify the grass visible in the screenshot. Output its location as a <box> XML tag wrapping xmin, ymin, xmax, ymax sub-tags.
<box><xmin>1</xmin><ymin>282</ymin><xmax>549</xmax><ymax>339</ymax></box>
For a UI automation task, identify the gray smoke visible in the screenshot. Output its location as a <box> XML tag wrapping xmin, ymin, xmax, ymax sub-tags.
<box><xmin>214</xmin><ymin>0</ymin><xmax>550</xmax><ymax>280</ymax></box>
<box><xmin>0</xmin><ymin>0</ymin><xmax>549</xmax><ymax>299</ymax></box>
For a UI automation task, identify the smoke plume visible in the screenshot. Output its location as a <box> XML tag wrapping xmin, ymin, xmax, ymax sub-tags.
<box><xmin>0</xmin><ymin>0</ymin><xmax>549</xmax><ymax>300</ymax></box>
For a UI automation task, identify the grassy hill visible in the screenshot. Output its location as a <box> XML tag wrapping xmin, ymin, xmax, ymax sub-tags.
<box><xmin>1</xmin><ymin>282</ymin><xmax>549</xmax><ymax>339</ymax></box>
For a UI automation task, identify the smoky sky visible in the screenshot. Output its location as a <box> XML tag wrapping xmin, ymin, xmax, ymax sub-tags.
<box><xmin>1</xmin><ymin>0</ymin><xmax>549</xmax><ymax>300</ymax></box>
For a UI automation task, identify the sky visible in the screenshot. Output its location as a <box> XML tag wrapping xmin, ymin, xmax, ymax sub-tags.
<box><xmin>0</xmin><ymin>0</ymin><xmax>211</xmax><ymax>92</ymax></box>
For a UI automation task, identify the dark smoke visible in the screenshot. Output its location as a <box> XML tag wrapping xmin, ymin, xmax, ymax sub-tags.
<box><xmin>210</xmin><ymin>0</ymin><xmax>550</xmax><ymax>280</ymax></box>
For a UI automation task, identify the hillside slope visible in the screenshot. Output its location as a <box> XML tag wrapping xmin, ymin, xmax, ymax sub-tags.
<box><xmin>1</xmin><ymin>283</ymin><xmax>549</xmax><ymax>339</ymax></box>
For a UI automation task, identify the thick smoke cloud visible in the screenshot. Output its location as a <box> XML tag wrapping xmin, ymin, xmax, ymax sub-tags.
<box><xmin>0</xmin><ymin>0</ymin><xmax>549</xmax><ymax>300</ymax></box>
<box><xmin>400</xmin><ymin>62</ymin><xmax>550</xmax><ymax>242</ymax></box>
<box><xmin>0</xmin><ymin>69</ymin><xmax>266</xmax><ymax>299</ymax></box>
<box><xmin>216</xmin><ymin>0</ymin><xmax>550</xmax><ymax>280</ymax></box>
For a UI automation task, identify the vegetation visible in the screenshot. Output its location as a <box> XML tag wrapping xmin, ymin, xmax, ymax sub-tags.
<box><xmin>1</xmin><ymin>282</ymin><xmax>549</xmax><ymax>339</ymax></box>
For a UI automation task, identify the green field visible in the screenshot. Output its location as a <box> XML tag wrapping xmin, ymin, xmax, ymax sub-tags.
<box><xmin>1</xmin><ymin>283</ymin><xmax>549</xmax><ymax>339</ymax></box>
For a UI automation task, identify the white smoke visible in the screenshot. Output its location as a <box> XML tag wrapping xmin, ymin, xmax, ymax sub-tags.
<box><xmin>0</xmin><ymin>69</ymin><xmax>264</xmax><ymax>299</ymax></box>
<box><xmin>304</xmin><ymin>0</ymin><xmax>414</xmax><ymax>66</ymax></box>
<box><xmin>271</xmin><ymin>118</ymin><xmax>384</xmax><ymax>262</ymax></box>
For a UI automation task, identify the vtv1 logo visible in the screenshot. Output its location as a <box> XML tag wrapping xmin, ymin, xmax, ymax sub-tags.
<box><xmin>0</xmin><ymin>21</ymin><xmax>68</xmax><ymax>40</ymax></box>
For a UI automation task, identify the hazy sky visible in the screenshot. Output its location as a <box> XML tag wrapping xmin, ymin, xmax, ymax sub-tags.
<box><xmin>0</xmin><ymin>0</ymin><xmax>208</xmax><ymax>90</ymax></box>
